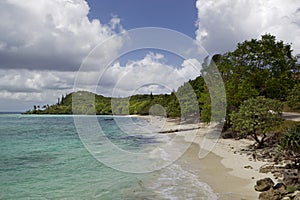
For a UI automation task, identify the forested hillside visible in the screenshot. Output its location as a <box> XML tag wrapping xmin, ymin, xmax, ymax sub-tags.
<box><xmin>25</xmin><ymin>34</ymin><xmax>300</xmax><ymax>123</ymax></box>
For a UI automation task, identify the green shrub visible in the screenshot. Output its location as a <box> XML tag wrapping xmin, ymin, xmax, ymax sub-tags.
<box><xmin>230</xmin><ymin>96</ymin><xmax>283</xmax><ymax>148</ymax></box>
<box><xmin>279</xmin><ymin>125</ymin><xmax>300</xmax><ymax>153</ymax></box>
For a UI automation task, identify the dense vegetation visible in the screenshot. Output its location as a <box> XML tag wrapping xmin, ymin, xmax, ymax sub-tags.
<box><xmin>24</xmin><ymin>76</ymin><xmax>205</xmax><ymax>117</ymax></box>
<box><xmin>25</xmin><ymin>34</ymin><xmax>300</xmax><ymax>151</ymax></box>
<box><xmin>230</xmin><ymin>96</ymin><xmax>283</xmax><ymax>148</ymax></box>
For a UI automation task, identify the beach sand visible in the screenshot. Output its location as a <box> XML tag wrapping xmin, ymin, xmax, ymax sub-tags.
<box><xmin>142</xmin><ymin>116</ymin><xmax>275</xmax><ymax>199</ymax></box>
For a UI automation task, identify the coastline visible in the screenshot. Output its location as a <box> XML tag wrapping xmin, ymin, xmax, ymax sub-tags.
<box><xmin>149</xmin><ymin>116</ymin><xmax>275</xmax><ymax>199</ymax></box>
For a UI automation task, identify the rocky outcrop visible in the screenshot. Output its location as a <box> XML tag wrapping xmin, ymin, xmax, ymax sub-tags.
<box><xmin>258</xmin><ymin>181</ymin><xmax>287</xmax><ymax>200</ymax></box>
<box><xmin>259</xmin><ymin>187</ymin><xmax>287</xmax><ymax>200</ymax></box>
<box><xmin>255</xmin><ymin>178</ymin><xmax>275</xmax><ymax>191</ymax></box>
<box><xmin>255</xmin><ymin>178</ymin><xmax>300</xmax><ymax>200</ymax></box>
<box><xmin>284</xmin><ymin>169</ymin><xmax>300</xmax><ymax>190</ymax></box>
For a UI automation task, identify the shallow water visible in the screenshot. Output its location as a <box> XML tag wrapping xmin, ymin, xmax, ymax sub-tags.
<box><xmin>0</xmin><ymin>115</ymin><xmax>217</xmax><ymax>199</ymax></box>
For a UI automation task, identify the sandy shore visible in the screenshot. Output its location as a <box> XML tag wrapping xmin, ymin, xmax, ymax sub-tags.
<box><xmin>142</xmin><ymin>116</ymin><xmax>275</xmax><ymax>199</ymax></box>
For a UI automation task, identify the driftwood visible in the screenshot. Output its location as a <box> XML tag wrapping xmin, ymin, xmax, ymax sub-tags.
<box><xmin>158</xmin><ymin>126</ymin><xmax>201</xmax><ymax>133</ymax></box>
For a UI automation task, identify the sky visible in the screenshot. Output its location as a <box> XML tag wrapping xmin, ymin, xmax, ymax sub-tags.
<box><xmin>0</xmin><ymin>0</ymin><xmax>299</xmax><ymax>112</ymax></box>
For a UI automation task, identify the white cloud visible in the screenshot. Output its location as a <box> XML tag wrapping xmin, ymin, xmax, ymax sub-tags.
<box><xmin>94</xmin><ymin>53</ymin><xmax>200</xmax><ymax>97</ymax></box>
<box><xmin>0</xmin><ymin>1</ymin><xmax>204</xmax><ymax>111</ymax></box>
<box><xmin>196</xmin><ymin>0</ymin><xmax>300</xmax><ymax>54</ymax></box>
<box><xmin>0</xmin><ymin>69</ymin><xmax>75</xmax><ymax>104</ymax></box>
<box><xmin>0</xmin><ymin>53</ymin><xmax>200</xmax><ymax>110</ymax></box>
<box><xmin>0</xmin><ymin>0</ymin><xmax>123</xmax><ymax>71</ymax></box>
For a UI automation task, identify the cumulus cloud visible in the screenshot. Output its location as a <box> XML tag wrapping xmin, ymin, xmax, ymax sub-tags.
<box><xmin>0</xmin><ymin>0</ymin><xmax>123</xmax><ymax>71</ymax></box>
<box><xmin>0</xmin><ymin>1</ymin><xmax>203</xmax><ymax>111</ymax></box>
<box><xmin>196</xmin><ymin>0</ymin><xmax>300</xmax><ymax>54</ymax></box>
<box><xmin>0</xmin><ymin>53</ymin><xmax>200</xmax><ymax>110</ymax></box>
<box><xmin>74</xmin><ymin>53</ymin><xmax>200</xmax><ymax>97</ymax></box>
<box><xmin>0</xmin><ymin>69</ymin><xmax>75</xmax><ymax>103</ymax></box>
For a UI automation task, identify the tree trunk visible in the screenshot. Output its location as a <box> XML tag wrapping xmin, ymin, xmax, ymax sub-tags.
<box><xmin>252</xmin><ymin>132</ymin><xmax>265</xmax><ymax>148</ymax></box>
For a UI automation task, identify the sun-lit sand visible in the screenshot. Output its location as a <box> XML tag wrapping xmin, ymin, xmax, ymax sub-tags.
<box><xmin>140</xmin><ymin>115</ymin><xmax>275</xmax><ymax>199</ymax></box>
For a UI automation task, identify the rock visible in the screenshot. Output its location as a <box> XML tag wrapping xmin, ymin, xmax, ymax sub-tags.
<box><xmin>259</xmin><ymin>185</ymin><xmax>287</xmax><ymax>200</ymax></box>
<box><xmin>260</xmin><ymin>164</ymin><xmax>274</xmax><ymax>173</ymax></box>
<box><xmin>293</xmin><ymin>191</ymin><xmax>300</xmax><ymax>197</ymax></box>
<box><xmin>283</xmin><ymin>169</ymin><xmax>300</xmax><ymax>189</ymax></box>
<box><xmin>244</xmin><ymin>165</ymin><xmax>253</xmax><ymax>169</ymax></box>
<box><xmin>295</xmin><ymin>193</ymin><xmax>300</xmax><ymax>200</ymax></box>
<box><xmin>273</xmin><ymin>182</ymin><xmax>286</xmax><ymax>190</ymax></box>
<box><xmin>286</xmin><ymin>190</ymin><xmax>300</xmax><ymax>198</ymax></box>
<box><xmin>255</xmin><ymin>178</ymin><xmax>274</xmax><ymax>192</ymax></box>
<box><xmin>281</xmin><ymin>197</ymin><xmax>291</xmax><ymax>200</ymax></box>
<box><xmin>221</xmin><ymin>131</ymin><xmax>233</xmax><ymax>139</ymax></box>
<box><xmin>273</xmin><ymin>172</ymin><xmax>282</xmax><ymax>179</ymax></box>
<box><xmin>259</xmin><ymin>189</ymin><xmax>280</xmax><ymax>200</ymax></box>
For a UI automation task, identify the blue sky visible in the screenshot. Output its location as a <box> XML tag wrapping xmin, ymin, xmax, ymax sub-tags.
<box><xmin>85</xmin><ymin>0</ymin><xmax>198</xmax><ymax>68</ymax></box>
<box><xmin>86</xmin><ymin>0</ymin><xmax>197</xmax><ymax>38</ymax></box>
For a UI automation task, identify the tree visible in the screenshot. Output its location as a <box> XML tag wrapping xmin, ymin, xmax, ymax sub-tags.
<box><xmin>230</xmin><ymin>96</ymin><xmax>283</xmax><ymax>148</ymax></box>
<box><xmin>207</xmin><ymin>34</ymin><xmax>298</xmax><ymax>131</ymax></box>
<box><xmin>216</xmin><ymin>34</ymin><xmax>297</xmax><ymax>108</ymax></box>
<box><xmin>287</xmin><ymin>83</ymin><xmax>300</xmax><ymax>110</ymax></box>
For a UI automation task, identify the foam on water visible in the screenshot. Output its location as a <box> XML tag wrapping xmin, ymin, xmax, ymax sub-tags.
<box><xmin>0</xmin><ymin>115</ymin><xmax>218</xmax><ymax>199</ymax></box>
<box><xmin>147</xmin><ymin>162</ymin><xmax>217</xmax><ymax>200</ymax></box>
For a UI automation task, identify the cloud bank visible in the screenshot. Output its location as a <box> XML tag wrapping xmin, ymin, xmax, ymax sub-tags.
<box><xmin>0</xmin><ymin>0</ymin><xmax>123</xmax><ymax>71</ymax></box>
<box><xmin>196</xmin><ymin>0</ymin><xmax>300</xmax><ymax>54</ymax></box>
<box><xmin>0</xmin><ymin>0</ymin><xmax>203</xmax><ymax>111</ymax></box>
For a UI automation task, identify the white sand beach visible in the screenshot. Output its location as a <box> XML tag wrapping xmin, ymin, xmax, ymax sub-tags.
<box><xmin>143</xmin><ymin>116</ymin><xmax>276</xmax><ymax>199</ymax></box>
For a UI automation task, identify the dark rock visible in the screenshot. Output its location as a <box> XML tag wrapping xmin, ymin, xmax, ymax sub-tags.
<box><xmin>221</xmin><ymin>131</ymin><xmax>233</xmax><ymax>139</ymax></box>
<box><xmin>244</xmin><ymin>165</ymin><xmax>253</xmax><ymax>169</ymax></box>
<box><xmin>255</xmin><ymin>178</ymin><xmax>274</xmax><ymax>192</ymax></box>
<box><xmin>273</xmin><ymin>182</ymin><xmax>285</xmax><ymax>190</ymax></box>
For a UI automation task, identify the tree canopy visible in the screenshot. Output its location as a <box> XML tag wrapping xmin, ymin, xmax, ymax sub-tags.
<box><xmin>230</xmin><ymin>96</ymin><xmax>283</xmax><ymax>148</ymax></box>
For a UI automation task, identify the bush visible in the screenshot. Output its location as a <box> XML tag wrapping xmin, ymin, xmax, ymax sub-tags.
<box><xmin>230</xmin><ymin>96</ymin><xmax>283</xmax><ymax>148</ymax></box>
<box><xmin>287</xmin><ymin>84</ymin><xmax>300</xmax><ymax>109</ymax></box>
<box><xmin>279</xmin><ymin>125</ymin><xmax>300</xmax><ymax>154</ymax></box>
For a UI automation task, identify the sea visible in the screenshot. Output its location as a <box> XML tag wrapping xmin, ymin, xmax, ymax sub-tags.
<box><xmin>0</xmin><ymin>114</ymin><xmax>217</xmax><ymax>200</ymax></box>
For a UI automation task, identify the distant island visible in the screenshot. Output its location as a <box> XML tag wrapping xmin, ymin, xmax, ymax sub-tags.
<box><xmin>23</xmin><ymin>90</ymin><xmax>183</xmax><ymax>116</ymax></box>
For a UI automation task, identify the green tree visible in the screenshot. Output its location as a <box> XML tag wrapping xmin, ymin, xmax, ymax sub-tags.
<box><xmin>230</xmin><ymin>96</ymin><xmax>283</xmax><ymax>148</ymax></box>
<box><xmin>287</xmin><ymin>84</ymin><xmax>300</xmax><ymax>109</ymax></box>
<box><xmin>209</xmin><ymin>34</ymin><xmax>298</xmax><ymax>130</ymax></box>
<box><xmin>216</xmin><ymin>34</ymin><xmax>296</xmax><ymax>105</ymax></box>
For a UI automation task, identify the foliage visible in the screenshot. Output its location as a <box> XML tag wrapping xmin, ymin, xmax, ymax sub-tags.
<box><xmin>286</xmin><ymin>185</ymin><xmax>298</xmax><ymax>193</ymax></box>
<box><xmin>197</xmin><ymin>34</ymin><xmax>298</xmax><ymax>129</ymax></box>
<box><xmin>279</xmin><ymin>125</ymin><xmax>300</xmax><ymax>154</ymax></box>
<box><xmin>287</xmin><ymin>84</ymin><xmax>300</xmax><ymax>110</ymax></box>
<box><xmin>24</xmin><ymin>34</ymin><xmax>299</xmax><ymax>136</ymax></box>
<box><xmin>230</xmin><ymin>96</ymin><xmax>283</xmax><ymax>148</ymax></box>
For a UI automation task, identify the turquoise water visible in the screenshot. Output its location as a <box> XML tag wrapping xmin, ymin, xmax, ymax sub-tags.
<box><xmin>0</xmin><ymin>115</ymin><xmax>217</xmax><ymax>199</ymax></box>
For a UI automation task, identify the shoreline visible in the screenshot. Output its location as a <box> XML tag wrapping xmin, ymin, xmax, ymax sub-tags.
<box><xmin>154</xmin><ymin>117</ymin><xmax>275</xmax><ymax>199</ymax></box>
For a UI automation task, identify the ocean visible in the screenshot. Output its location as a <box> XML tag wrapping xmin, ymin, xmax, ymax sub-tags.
<box><xmin>0</xmin><ymin>114</ymin><xmax>217</xmax><ymax>199</ymax></box>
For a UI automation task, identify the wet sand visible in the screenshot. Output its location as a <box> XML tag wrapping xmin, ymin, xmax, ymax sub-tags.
<box><xmin>177</xmin><ymin>142</ymin><xmax>257</xmax><ymax>199</ymax></box>
<box><xmin>138</xmin><ymin>115</ymin><xmax>274</xmax><ymax>199</ymax></box>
